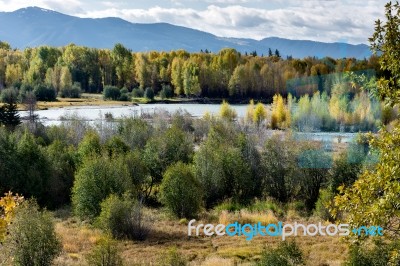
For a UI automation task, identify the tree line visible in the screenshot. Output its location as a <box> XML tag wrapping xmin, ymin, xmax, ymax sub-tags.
<box><xmin>0</xmin><ymin>41</ymin><xmax>381</xmax><ymax>101</ymax></box>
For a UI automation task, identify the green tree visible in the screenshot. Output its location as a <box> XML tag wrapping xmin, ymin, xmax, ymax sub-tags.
<box><xmin>182</xmin><ymin>60</ymin><xmax>201</xmax><ymax>96</ymax></box>
<box><xmin>194</xmin><ymin>125</ymin><xmax>253</xmax><ymax>207</ymax></box>
<box><xmin>0</xmin><ymin>89</ymin><xmax>20</xmax><ymax>130</ymax></box>
<box><xmin>143</xmin><ymin>126</ymin><xmax>193</xmax><ymax>197</ymax></box>
<box><xmin>369</xmin><ymin>1</ymin><xmax>400</xmax><ymax>106</ymax></box>
<box><xmin>77</xmin><ymin>131</ymin><xmax>102</xmax><ymax>159</ymax></box>
<box><xmin>334</xmin><ymin>2</ymin><xmax>400</xmax><ymax>245</ymax></box>
<box><xmin>144</xmin><ymin>87</ymin><xmax>155</xmax><ymax>100</ymax></box>
<box><xmin>72</xmin><ymin>156</ymin><xmax>131</xmax><ymax>219</ymax></box>
<box><xmin>160</xmin><ymin>162</ymin><xmax>202</xmax><ymax>218</ymax></box>
<box><xmin>103</xmin><ymin>85</ymin><xmax>121</xmax><ymax>100</ymax></box>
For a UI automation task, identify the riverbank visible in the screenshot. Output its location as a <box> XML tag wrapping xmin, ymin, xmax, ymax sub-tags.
<box><xmin>15</xmin><ymin>93</ymin><xmax>261</xmax><ymax>111</ymax></box>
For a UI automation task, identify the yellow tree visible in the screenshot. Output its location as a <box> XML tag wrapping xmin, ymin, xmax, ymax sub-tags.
<box><xmin>220</xmin><ymin>100</ymin><xmax>237</xmax><ymax>122</ymax></box>
<box><xmin>253</xmin><ymin>102</ymin><xmax>267</xmax><ymax>127</ymax></box>
<box><xmin>271</xmin><ymin>94</ymin><xmax>287</xmax><ymax>129</ymax></box>
<box><xmin>0</xmin><ymin>192</ymin><xmax>24</xmax><ymax>242</ymax></box>
<box><xmin>246</xmin><ymin>99</ymin><xmax>255</xmax><ymax>123</ymax></box>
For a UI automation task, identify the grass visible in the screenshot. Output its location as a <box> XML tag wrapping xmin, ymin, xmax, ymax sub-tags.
<box><xmin>15</xmin><ymin>93</ymin><xmax>135</xmax><ymax>111</ymax></box>
<box><xmin>51</xmin><ymin>208</ymin><xmax>348</xmax><ymax>266</ymax></box>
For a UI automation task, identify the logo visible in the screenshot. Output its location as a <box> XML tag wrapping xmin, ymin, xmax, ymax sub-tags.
<box><xmin>188</xmin><ymin>220</ymin><xmax>383</xmax><ymax>241</ymax></box>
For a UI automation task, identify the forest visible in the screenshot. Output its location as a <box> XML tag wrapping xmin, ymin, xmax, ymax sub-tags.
<box><xmin>0</xmin><ymin>40</ymin><xmax>381</xmax><ymax>101</ymax></box>
<box><xmin>1</xmin><ymin>1</ymin><xmax>400</xmax><ymax>264</ymax></box>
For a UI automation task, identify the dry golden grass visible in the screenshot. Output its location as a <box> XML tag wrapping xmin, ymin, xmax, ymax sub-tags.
<box><xmin>52</xmin><ymin>209</ymin><xmax>348</xmax><ymax>266</ymax></box>
<box><xmin>17</xmin><ymin>93</ymin><xmax>134</xmax><ymax>111</ymax></box>
<box><xmin>54</xmin><ymin>218</ymin><xmax>103</xmax><ymax>266</ymax></box>
<box><xmin>218</xmin><ymin>210</ymin><xmax>278</xmax><ymax>225</ymax></box>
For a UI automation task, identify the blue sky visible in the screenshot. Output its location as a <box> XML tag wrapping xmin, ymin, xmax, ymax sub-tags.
<box><xmin>0</xmin><ymin>0</ymin><xmax>388</xmax><ymax>44</ymax></box>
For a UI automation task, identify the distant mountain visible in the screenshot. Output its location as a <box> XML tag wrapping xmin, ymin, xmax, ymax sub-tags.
<box><xmin>0</xmin><ymin>7</ymin><xmax>372</xmax><ymax>59</ymax></box>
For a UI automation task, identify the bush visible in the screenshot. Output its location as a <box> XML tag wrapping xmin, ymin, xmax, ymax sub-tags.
<box><xmin>96</xmin><ymin>194</ymin><xmax>150</xmax><ymax>240</ymax></box>
<box><xmin>104</xmin><ymin>136</ymin><xmax>129</xmax><ymax>157</ymax></box>
<box><xmin>34</xmin><ymin>83</ymin><xmax>57</xmax><ymax>101</ymax></box>
<box><xmin>158</xmin><ymin>247</ymin><xmax>187</xmax><ymax>266</ymax></box>
<box><xmin>0</xmin><ymin>88</ymin><xmax>19</xmax><ymax>104</ymax></box>
<box><xmin>219</xmin><ymin>100</ymin><xmax>237</xmax><ymax>121</ymax></box>
<box><xmin>60</xmin><ymin>82</ymin><xmax>82</xmax><ymax>98</ymax></box>
<box><xmin>131</xmin><ymin>88</ymin><xmax>144</xmax><ymax>98</ymax></box>
<box><xmin>103</xmin><ymin>86</ymin><xmax>121</xmax><ymax>100</ymax></box>
<box><xmin>258</xmin><ymin>241</ymin><xmax>304</xmax><ymax>266</ymax></box>
<box><xmin>72</xmin><ymin>156</ymin><xmax>131</xmax><ymax>219</ymax></box>
<box><xmin>2</xmin><ymin>200</ymin><xmax>61</xmax><ymax>266</ymax></box>
<box><xmin>159</xmin><ymin>84</ymin><xmax>174</xmax><ymax>99</ymax></box>
<box><xmin>86</xmin><ymin>237</ymin><xmax>124</xmax><ymax>266</ymax></box>
<box><xmin>77</xmin><ymin>131</ymin><xmax>102</xmax><ymax>159</ymax></box>
<box><xmin>118</xmin><ymin>93</ymin><xmax>129</xmax><ymax>101</ymax></box>
<box><xmin>144</xmin><ymin>87</ymin><xmax>154</xmax><ymax>100</ymax></box>
<box><xmin>120</xmin><ymin>87</ymin><xmax>129</xmax><ymax>95</ymax></box>
<box><xmin>160</xmin><ymin>162</ymin><xmax>202</xmax><ymax>218</ymax></box>
<box><xmin>345</xmin><ymin>240</ymin><xmax>400</xmax><ymax>266</ymax></box>
<box><xmin>314</xmin><ymin>189</ymin><xmax>335</xmax><ymax>221</ymax></box>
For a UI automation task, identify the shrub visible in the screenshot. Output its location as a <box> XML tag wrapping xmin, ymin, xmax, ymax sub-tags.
<box><xmin>60</xmin><ymin>82</ymin><xmax>82</xmax><ymax>98</ymax></box>
<box><xmin>103</xmin><ymin>85</ymin><xmax>121</xmax><ymax>100</ymax></box>
<box><xmin>0</xmin><ymin>88</ymin><xmax>19</xmax><ymax>104</ymax></box>
<box><xmin>104</xmin><ymin>136</ymin><xmax>129</xmax><ymax>157</ymax></box>
<box><xmin>258</xmin><ymin>241</ymin><xmax>304</xmax><ymax>266</ymax></box>
<box><xmin>120</xmin><ymin>87</ymin><xmax>129</xmax><ymax>94</ymax></box>
<box><xmin>131</xmin><ymin>88</ymin><xmax>144</xmax><ymax>98</ymax></box>
<box><xmin>72</xmin><ymin>156</ymin><xmax>131</xmax><ymax>219</ymax></box>
<box><xmin>329</xmin><ymin>149</ymin><xmax>363</xmax><ymax>193</ymax></box>
<box><xmin>159</xmin><ymin>84</ymin><xmax>174</xmax><ymax>99</ymax></box>
<box><xmin>219</xmin><ymin>100</ymin><xmax>237</xmax><ymax>121</ymax></box>
<box><xmin>314</xmin><ymin>189</ymin><xmax>335</xmax><ymax>221</ymax></box>
<box><xmin>118</xmin><ymin>93</ymin><xmax>129</xmax><ymax>101</ymax></box>
<box><xmin>144</xmin><ymin>87</ymin><xmax>154</xmax><ymax>100</ymax></box>
<box><xmin>345</xmin><ymin>240</ymin><xmax>400</xmax><ymax>266</ymax></box>
<box><xmin>96</xmin><ymin>194</ymin><xmax>150</xmax><ymax>240</ymax></box>
<box><xmin>77</xmin><ymin>131</ymin><xmax>102</xmax><ymax>159</ymax></box>
<box><xmin>86</xmin><ymin>237</ymin><xmax>124</xmax><ymax>266</ymax></box>
<box><xmin>2</xmin><ymin>200</ymin><xmax>61</xmax><ymax>266</ymax></box>
<box><xmin>158</xmin><ymin>247</ymin><xmax>187</xmax><ymax>266</ymax></box>
<box><xmin>46</xmin><ymin>140</ymin><xmax>77</xmax><ymax>208</ymax></box>
<box><xmin>34</xmin><ymin>83</ymin><xmax>57</xmax><ymax>101</ymax></box>
<box><xmin>160</xmin><ymin>162</ymin><xmax>202</xmax><ymax>218</ymax></box>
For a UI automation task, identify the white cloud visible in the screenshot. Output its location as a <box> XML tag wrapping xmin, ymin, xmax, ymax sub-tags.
<box><xmin>0</xmin><ymin>0</ymin><xmax>388</xmax><ymax>44</ymax></box>
<box><xmin>74</xmin><ymin>1</ymin><xmax>386</xmax><ymax>44</ymax></box>
<box><xmin>0</xmin><ymin>0</ymin><xmax>83</xmax><ymax>13</ymax></box>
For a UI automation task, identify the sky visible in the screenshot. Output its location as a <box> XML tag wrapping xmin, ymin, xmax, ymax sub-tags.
<box><xmin>0</xmin><ymin>0</ymin><xmax>388</xmax><ymax>44</ymax></box>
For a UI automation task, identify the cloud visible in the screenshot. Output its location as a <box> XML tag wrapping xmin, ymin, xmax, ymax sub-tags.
<box><xmin>0</xmin><ymin>0</ymin><xmax>83</xmax><ymax>13</ymax></box>
<box><xmin>0</xmin><ymin>0</ymin><xmax>387</xmax><ymax>44</ymax></box>
<box><xmin>75</xmin><ymin>1</ymin><xmax>386</xmax><ymax>44</ymax></box>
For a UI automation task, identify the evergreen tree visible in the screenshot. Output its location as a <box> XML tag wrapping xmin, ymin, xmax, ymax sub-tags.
<box><xmin>268</xmin><ymin>48</ymin><xmax>273</xmax><ymax>57</ymax></box>
<box><xmin>0</xmin><ymin>95</ymin><xmax>20</xmax><ymax>129</ymax></box>
<box><xmin>275</xmin><ymin>49</ymin><xmax>281</xmax><ymax>58</ymax></box>
<box><xmin>2</xmin><ymin>102</ymin><xmax>21</xmax><ymax>129</ymax></box>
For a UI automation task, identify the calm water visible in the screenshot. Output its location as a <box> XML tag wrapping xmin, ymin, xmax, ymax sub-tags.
<box><xmin>19</xmin><ymin>103</ymin><xmax>357</xmax><ymax>143</ymax></box>
<box><xmin>21</xmin><ymin>103</ymin><xmax>249</xmax><ymax>123</ymax></box>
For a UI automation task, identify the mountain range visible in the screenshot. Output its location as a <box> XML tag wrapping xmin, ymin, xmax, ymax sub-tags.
<box><xmin>0</xmin><ymin>7</ymin><xmax>372</xmax><ymax>59</ymax></box>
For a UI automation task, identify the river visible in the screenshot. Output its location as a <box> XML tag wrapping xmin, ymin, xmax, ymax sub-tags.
<box><xmin>19</xmin><ymin>103</ymin><xmax>358</xmax><ymax>143</ymax></box>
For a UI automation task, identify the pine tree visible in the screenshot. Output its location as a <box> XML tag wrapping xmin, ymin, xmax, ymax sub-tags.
<box><xmin>2</xmin><ymin>102</ymin><xmax>21</xmax><ymax>130</ymax></box>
